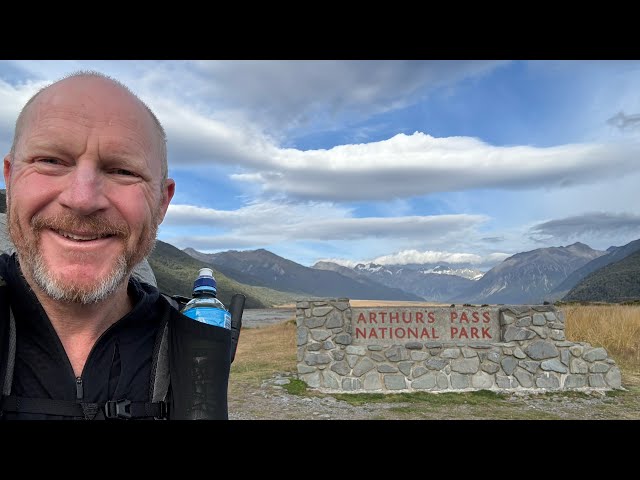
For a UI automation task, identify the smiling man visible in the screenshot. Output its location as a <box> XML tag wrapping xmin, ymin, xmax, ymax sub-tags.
<box><xmin>0</xmin><ymin>72</ymin><xmax>232</xmax><ymax>420</ymax></box>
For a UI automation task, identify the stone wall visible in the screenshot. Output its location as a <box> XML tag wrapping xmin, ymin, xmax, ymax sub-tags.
<box><xmin>296</xmin><ymin>299</ymin><xmax>622</xmax><ymax>393</ymax></box>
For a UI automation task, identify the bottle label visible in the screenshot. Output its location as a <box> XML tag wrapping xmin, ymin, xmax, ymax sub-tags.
<box><xmin>183</xmin><ymin>307</ymin><xmax>231</xmax><ymax>329</ymax></box>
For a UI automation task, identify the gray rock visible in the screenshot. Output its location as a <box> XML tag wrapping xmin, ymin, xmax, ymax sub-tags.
<box><xmin>297</xmin><ymin>350</ymin><xmax>304</xmax><ymax>362</ymax></box>
<box><xmin>560</xmin><ymin>349</ymin><xmax>570</xmax><ymax>366</ymax></box>
<box><xmin>411</xmin><ymin>351</ymin><xmax>429</xmax><ymax>361</ymax></box>
<box><xmin>412</xmin><ymin>366</ymin><xmax>428</xmax><ymax>378</ymax></box>
<box><xmin>543</xmin><ymin>311</ymin><xmax>556</xmax><ymax>322</ymax></box>
<box><xmin>487</xmin><ymin>351</ymin><xmax>501</xmax><ymax>363</ymax></box>
<box><xmin>451</xmin><ymin>357</ymin><xmax>480</xmax><ymax>374</ymax></box>
<box><xmin>297</xmin><ymin>328</ymin><xmax>308</xmax><ymax>346</ymax></box>
<box><xmin>535</xmin><ymin>372</ymin><xmax>560</xmax><ymax>389</ymax></box>
<box><xmin>532</xmin><ymin>313</ymin><xmax>546</xmax><ymax>326</ymax></box>
<box><xmin>589</xmin><ymin>374</ymin><xmax>607</xmax><ymax>388</ymax></box>
<box><xmin>310</xmin><ymin>329</ymin><xmax>331</xmax><ymax>341</ymax></box>
<box><xmin>540</xmin><ymin>359</ymin><xmax>568</xmax><ymax>373</ymax></box>
<box><xmin>331</xmin><ymin>361</ymin><xmax>350</xmax><ymax>376</ymax></box>
<box><xmin>513</xmin><ymin>347</ymin><xmax>526</xmax><ymax>359</ymax></box>
<box><xmin>385</xmin><ymin>346</ymin><xmax>410</xmax><ymax>362</ymax></box>
<box><xmin>384</xmin><ymin>375</ymin><xmax>407</xmax><ymax>390</ymax></box>
<box><xmin>520</xmin><ymin>361</ymin><xmax>540</xmax><ymax>374</ymax></box>
<box><xmin>405</xmin><ymin>342</ymin><xmax>423</xmax><ymax>350</ymax></box>
<box><xmin>333</xmin><ymin>301</ymin><xmax>350</xmax><ymax>311</ymax></box>
<box><xmin>564</xmin><ymin>374</ymin><xmax>587</xmax><ymax>388</ymax></box>
<box><xmin>549</xmin><ymin>329</ymin><xmax>565</xmax><ymax>341</ymax></box>
<box><xmin>325</xmin><ymin>310</ymin><xmax>344</xmax><ymax>328</ymax></box>
<box><xmin>529</xmin><ymin>326</ymin><xmax>548</xmax><ymax>338</ymax></box>
<box><xmin>312</xmin><ymin>306</ymin><xmax>333</xmax><ymax>317</ymax></box>
<box><xmin>334</xmin><ymin>334</ymin><xmax>352</xmax><ymax>345</ymax></box>
<box><xmin>496</xmin><ymin>375</ymin><xmax>517</xmax><ymax>389</ymax></box>
<box><xmin>323</xmin><ymin>340</ymin><xmax>335</xmax><ymax>350</ymax></box>
<box><xmin>332</xmin><ymin>350</ymin><xmax>345</xmax><ymax>361</ymax></box>
<box><xmin>345</xmin><ymin>345</ymin><xmax>366</xmax><ymax>355</ymax></box>
<box><xmin>307</xmin><ymin>343</ymin><xmax>322</xmax><ymax>352</ymax></box>
<box><xmin>296</xmin><ymin>301</ymin><xmax>309</xmax><ymax>309</ymax></box>
<box><xmin>305</xmin><ymin>316</ymin><xmax>326</xmax><ymax>329</ymax></box>
<box><xmin>514</xmin><ymin>368</ymin><xmax>534</xmax><ymax>388</ymax></box>
<box><xmin>342</xmin><ymin>378</ymin><xmax>361</xmax><ymax>391</ymax></box>
<box><xmin>436</xmin><ymin>372</ymin><xmax>449</xmax><ymax>389</ymax></box>
<box><xmin>450</xmin><ymin>373</ymin><xmax>470</xmax><ymax>389</ymax></box>
<box><xmin>556</xmin><ymin>311</ymin><xmax>566</xmax><ymax>323</ymax></box>
<box><xmin>330</xmin><ymin>328</ymin><xmax>343</xmax><ymax>334</ymax></box>
<box><xmin>371</xmin><ymin>353</ymin><xmax>386</xmax><ymax>362</ymax></box>
<box><xmin>525</xmin><ymin>341</ymin><xmax>559</xmax><ymax>360</ymax></box>
<box><xmin>590</xmin><ymin>362</ymin><xmax>611</xmax><ymax>373</ymax></box>
<box><xmin>322</xmin><ymin>370</ymin><xmax>340</xmax><ymax>389</ymax></box>
<box><xmin>549</xmin><ymin>322</ymin><xmax>565</xmax><ymax>330</ymax></box>
<box><xmin>569</xmin><ymin>345</ymin><xmax>584</xmax><ymax>357</ymax></box>
<box><xmin>501</xmin><ymin>313</ymin><xmax>516</xmax><ymax>326</ymax></box>
<box><xmin>605</xmin><ymin>367</ymin><xmax>622</xmax><ymax>389</ymax></box>
<box><xmin>298</xmin><ymin>364</ymin><xmax>316</xmax><ymax>374</ymax></box>
<box><xmin>301</xmin><ymin>371</ymin><xmax>321</xmax><ymax>388</ymax></box>
<box><xmin>503</xmin><ymin>326</ymin><xmax>536</xmax><ymax>342</ymax></box>
<box><xmin>503</xmin><ymin>348</ymin><xmax>513</xmax><ymax>355</ymax></box>
<box><xmin>312</xmin><ymin>301</ymin><xmax>328</xmax><ymax>306</ymax></box>
<box><xmin>516</xmin><ymin>316</ymin><xmax>532</xmax><ymax>327</ymax></box>
<box><xmin>368</xmin><ymin>345</ymin><xmax>383</xmax><ymax>351</ymax></box>
<box><xmin>442</xmin><ymin>348</ymin><xmax>461</xmax><ymax>359</ymax></box>
<box><xmin>425</xmin><ymin>358</ymin><xmax>448</xmax><ymax>370</ymax></box>
<box><xmin>501</xmin><ymin>357</ymin><xmax>518</xmax><ymax>375</ymax></box>
<box><xmin>378</xmin><ymin>364</ymin><xmax>398</xmax><ymax>373</ymax></box>
<box><xmin>346</xmin><ymin>355</ymin><xmax>358</xmax><ymax>368</ymax></box>
<box><xmin>398</xmin><ymin>361</ymin><xmax>412</xmax><ymax>376</ymax></box>
<box><xmin>481</xmin><ymin>361</ymin><xmax>500</xmax><ymax>374</ymax></box>
<box><xmin>412</xmin><ymin>373</ymin><xmax>436</xmax><ymax>389</ymax></box>
<box><xmin>304</xmin><ymin>353</ymin><xmax>331</xmax><ymax>365</ymax></box>
<box><xmin>462</xmin><ymin>348</ymin><xmax>478</xmax><ymax>358</ymax></box>
<box><xmin>472</xmin><ymin>372</ymin><xmax>494</xmax><ymax>389</ymax></box>
<box><xmin>363</xmin><ymin>371</ymin><xmax>382</xmax><ymax>390</ymax></box>
<box><xmin>570</xmin><ymin>358</ymin><xmax>589</xmax><ymax>374</ymax></box>
<box><xmin>352</xmin><ymin>357</ymin><xmax>376</xmax><ymax>377</ymax></box>
<box><xmin>583</xmin><ymin>347</ymin><xmax>608</xmax><ymax>362</ymax></box>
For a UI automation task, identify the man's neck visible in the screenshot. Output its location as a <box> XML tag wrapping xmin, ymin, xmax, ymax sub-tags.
<box><xmin>29</xmin><ymin>277</ymin><xmax>134</xmax><ymax>377</ymax></box>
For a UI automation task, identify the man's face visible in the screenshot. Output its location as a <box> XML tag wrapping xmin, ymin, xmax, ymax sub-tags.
<box><xmin>4</xmin><ymin>77</ymin><xmax>174</xmax><ymax>304</ymax></box>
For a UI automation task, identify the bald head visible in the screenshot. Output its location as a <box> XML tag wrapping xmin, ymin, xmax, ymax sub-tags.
<box><xmin>10</xmin><ymin>71</ymin><xmax>168</xmax><ymax>183</ymax></box>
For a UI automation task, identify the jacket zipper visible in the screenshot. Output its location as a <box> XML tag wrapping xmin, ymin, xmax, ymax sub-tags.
<box><xmin>76</xmin><ymin>377</ymin><xmax>84</xmax><ymax>401</ymax></box>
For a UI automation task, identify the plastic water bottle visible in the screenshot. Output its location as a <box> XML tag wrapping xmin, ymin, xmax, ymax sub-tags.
<box><xmin>181</xmin><ymin>268</ymin><xmax>231</xmax><ymax>329</ymax></box>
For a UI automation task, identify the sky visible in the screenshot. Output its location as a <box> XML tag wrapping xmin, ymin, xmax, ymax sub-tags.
<box><xmin>1</xmin><ymin>60</ymin><xmax>639</xmax><ymax>271</ymax></box>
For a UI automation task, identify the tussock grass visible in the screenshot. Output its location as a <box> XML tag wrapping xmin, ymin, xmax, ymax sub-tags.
<box><xmin>230</xmin><ymin>322</ymin><xmax>297</xmax><ymax>385</ymax></box>
<box><xmin>564</xmin><ymin>304</ymin><xmax>640</xmax><ymax>371</ymax></box>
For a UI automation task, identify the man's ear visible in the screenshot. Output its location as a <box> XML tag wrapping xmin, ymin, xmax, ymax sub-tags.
<box><xmin>4</xmin><ymin>155</ymin><xmax>11</xmax><ymax>189</ymax></box>
<box><xmin>157</xmin><ymin>178</ymin><xmax>176</xmax><ymax>224</ymax></box>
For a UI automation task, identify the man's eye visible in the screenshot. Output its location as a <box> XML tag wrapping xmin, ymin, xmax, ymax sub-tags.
<box><xmin>113</xmin><ymin>169</ymin><xmax>138</xmax><ymax>177</ymax></box>
<box><xmin>38</xmin><ymin>158</ymin><xmax>61</xmax><ymax>165</ymax></box>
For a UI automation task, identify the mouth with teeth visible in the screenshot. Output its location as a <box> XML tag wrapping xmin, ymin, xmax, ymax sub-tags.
<box><xmin>54</xmin><ymin>230</ymin><xmax>114</xmax><ymax>242</ymax></box>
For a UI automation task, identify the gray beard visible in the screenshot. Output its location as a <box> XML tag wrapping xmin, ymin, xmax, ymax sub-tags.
<box><xmin>28</xmin><ymin>250</ymin><xmax>131</xmax><ymax>305</ymax></box>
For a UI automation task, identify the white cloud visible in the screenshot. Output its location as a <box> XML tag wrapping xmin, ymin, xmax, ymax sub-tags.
<box><xmin>162</xmin><ymin>201</ymin><xmax>488</xmax><ymax>247</ymax></box>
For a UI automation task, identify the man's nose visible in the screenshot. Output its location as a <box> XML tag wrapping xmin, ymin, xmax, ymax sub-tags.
<box><xmin>57</xmin><ymin>164</ymin><xmax>110</xmax><ymax>215</ymax></box>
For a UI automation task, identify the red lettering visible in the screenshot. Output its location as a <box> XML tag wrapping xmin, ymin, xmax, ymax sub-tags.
<box><xmin>483</xmin><ymin>312</ymin><xmax>491</xmax><ymax>323</ymax></box>
<box><xmin>390</xmin><ymin>312</ymin><xmax>399</xmax><ymax>323</ymax></box>
<box><xmin>369</xmin><ymin>329</ymin><xmax>378</xmax><ymax>339</ymax></box>
<box><xmin>450</xmin><ymin>327</ymin><xmax>458</xmax><ymax>338</ymax></box>
<box><xmin>450</xmin><ymin>312</ymin><xmax>458</xmax><ymax>322</ymax></box>
<box><xmin>459</xmin><ymin>327</ymin><xmax>469</xmax><ymax>338</ymax></box>
<box><xmin>428</xmin><ymin>312</ymin><xmax>436</xmax><ymax>323</ymax></box>
<box><xmin>379</xmin><ymin>327</ymin><xmax>387</xmax><ymax>338</ymax></box>
<box><xmin>402</xmin><ymin>312</ymin><xmax>412</xmax><ymax>324</ymax></box>
<box><xmin>380</xmin><ymin>312</ymin><xmax>387</xmax><ymax>323</ymax></box>
<box><xmin>431</xmin><ymin>327</ymin><xmax>439</xmax><ymax>339</ymax></box>
<box><xmin>395</xmin><ymin>328</ymin><xmax>406</xmax><ymax>338</ymax></box>
<box><xmin>460</xmin><ymin>312</ymin><xmax>469</xmax><ymax>323</ymax></box>
<box><xmin>421</xmin><ymin>327</ymin><xmax>431</xmax><ymax>339</ymax></box>
<box><xmin>471</xmin><ymin>327</ymin><xmax>479</xmax><ymax>338</ymax></box>
<box><xmin>357</xmin><ymin>313</ymin><xmax>366</xmax><ymax>324</ymax></box>
<box><xmin>369</xmin><ymin>312</ymin><xmax>377</xmax><ymax>323</ymax></box>
<box><xmin>482</xmin><ymin>327</ymin><xmax>492</xmax><ymax>338</ymax></box>
<box><xmin>416</xmin><ymin>312</ymin><xmax>424</xmax><ymax>323</ymax></box>
<box><xmin>472</xmin><ymin>312</ymin><xmax>480</xmax><ymax>323</ymax></box>
<box><xmin>408</xmin><ymin>327</ymin><xmax>418</xmax><ymax>338</ymax></box>
<box><xmin>355</xmin><ymin>327</ymin><xmax>367</xmax><ymax>338</ymax></box>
